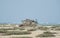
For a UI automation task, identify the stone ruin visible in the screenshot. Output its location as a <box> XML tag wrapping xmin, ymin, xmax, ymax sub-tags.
<box><xmin>19</xmin><ymin>19</ymin><xmax>38</xmax><ymax>27</ymax></box>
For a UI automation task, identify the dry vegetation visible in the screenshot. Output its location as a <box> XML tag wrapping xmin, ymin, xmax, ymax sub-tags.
<box><xmin>36</xmin><ymin>31</ymin><xmax>56</xmax><ymax>37</ymax></box>
<box><xmin>0</xmin><ymin>24</ymin><xmax>60</xmax><ymax>38</ymax></box>
<box><xmin>0</xmin><ymin>19</ymin><xmax>60</xmax><ymax>38</ymax></box>
<box><xmin>12</xmin><ymin>37</ymin><xmax>32</xmax><ymax>38</ymax></box>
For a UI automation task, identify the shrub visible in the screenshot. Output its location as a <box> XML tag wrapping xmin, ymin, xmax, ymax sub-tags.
<box><xmin>12</xmin><ymin>37</ymin><xmax>32</xmax><ymax>38</ymax></box>
<box><xmin>14</xmin><ymin>27</ymin><xmax>25</xmax><ymax>30</ymax></box>
<box><xmin>5</xmin><ymin>31</ymin><xmax>31</xmax><ymax>35</ymax></box>
<box><xmin>36</xmin><ymin>31</ymin><xmax>56</xmax><ymax>37</ymax></box>
<box><xmin>38</xmin><ymin>27</ymin><xmax>49</xmax><ymax>31</ymax></box>
<box><xmin>0</xmin><ymin>28</ymin><xmax>14</xmax><ymax>30</ymax></box>
<box><xmin>55</xmin><ymin>28</ymin><xmax>60</xmax><ymax>31</ymax></box>
<box><xmin>0</xmin><ymin>30</ymin><xmax>7</xmax><ymax>33</ymax></box>
<box><xmin>51</xmin><ymin>26</ymin><xmax>60</xmax><ymax>31</ymax></box>
<box><xmin>44</xmin><ymin>31</ymin><xmax>56</xmax><ymax>34</ymax></box>
<box><xmin>27</xmin><ymin>29</ymin><xmax>36</xmax><ymax>31</ymax></box>
<box><xmin>19</xmin><ymin>28</ymin><xmax>25</xmax><ymax>30</ymax></box>
<box><xmin>37</xmin><ymin>34</ymin><xmax>55</xmax><ymax>37</ymax></box>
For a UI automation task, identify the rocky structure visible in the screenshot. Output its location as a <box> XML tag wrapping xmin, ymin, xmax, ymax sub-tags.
<box><xmin>19</xmin><ymin>19</ymin><xmax>38</xmax><ymax>27</ymax></box>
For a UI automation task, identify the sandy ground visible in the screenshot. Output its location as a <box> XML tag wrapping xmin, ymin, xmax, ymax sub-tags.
<box><xmin>0</xmin><ymin>30</ymin><xmax>44</xmax><ymax>38</ymax></box>
<box><xmin>0</xmin><ymin>26</ymin><xmax>60</xmax><ymax>38</ymax></box>
<box><xmin>0</xmin><ymin>30</ymin><xmax>60</xmax><ymax>38</ymax></box>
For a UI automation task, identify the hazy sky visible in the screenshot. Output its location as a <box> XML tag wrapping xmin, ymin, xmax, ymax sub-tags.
<box><xmin>0</xmin><ymin>0</ymin><xmax>60</xmax><ymax>24</ymax></box>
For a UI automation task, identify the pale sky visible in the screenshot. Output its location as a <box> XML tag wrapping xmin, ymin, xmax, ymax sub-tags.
<box><xmin>0</xmin><ymin>0</ymin><xmax>60</xmax><ymax>24</ymax></box>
